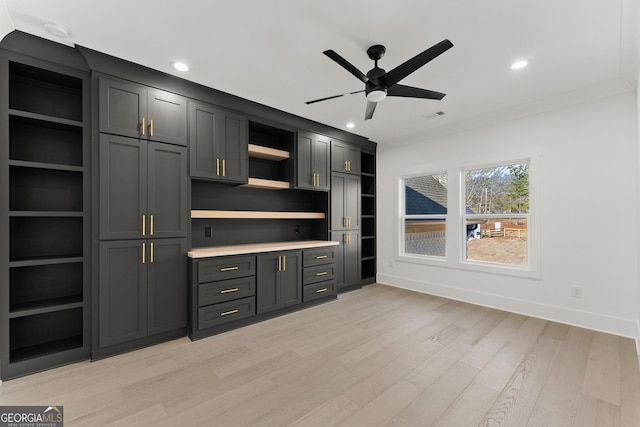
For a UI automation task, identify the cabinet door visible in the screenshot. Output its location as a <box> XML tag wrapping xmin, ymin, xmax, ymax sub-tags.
<box><xmin>189</xmin><ymin>102</ymin><xmax>218</xmax><ymax>180</ymax></box>
<box><xmin>100</xmin><ymin>134</ymin><xmax>147</xmax><ymax>240</ymax></box>
<box><xmin>296</xmin><ymin>131</ymin><xmax>314</xmax><ymax>190</ymax></box>
<box><xmin>148</xmin><ymin>89</ymin><xmax>187</xmax><ymax>146</ymax></box>
<box><xmin>331</xmin><ymin>173</ymin><xmax>346</xmax><ymax>230</ymax></box>
<box><xmin>99</xmin><ymin>78</ymin><xmax>146</xmax><ymax>139</ymax></box>
<box><xmin>280</xmin><ymin>251</ymin><xmax>302</xmax><ymax>308</ymax></box>
<box><xmin>345</xmin><ymin>174</ymin><xmax>361</xmax><ymax>230</ymax></box>
<box><xmin>217</xmin><ymin>109</ymin><xmax>248</xmax><ymax>183</ymax></box>
<box><xmin>346</xmin><ymin>146</ymin><xmax>361</xmax><ymax>175</ymax></box>
<box><xmin>331</xmin><ymin>231</ymin><xmax>361</xmax><ymax>289</ymax></box>
<box><xmin>147</xmin><ymin>238</ymin><xmax>187</xmax><ymax>335</ymax></box>
<box><xmin>256</xmin><ymin>253</ymin><xmax>280</xmax><ymax>314</ymax></box>
<box><xmin>148</xmin><ymin>142</ymin><xmax>188</xmax><ymax>238</ymax></box>
<box><xmin>313</xmin><ymin>135</ymin><xmax>330</xmax><ymax>191</ymax></box>
<box><xmin>99</xmin><ymin>241</ymin><xmax>147</xmax><ymax>347</ymax></box>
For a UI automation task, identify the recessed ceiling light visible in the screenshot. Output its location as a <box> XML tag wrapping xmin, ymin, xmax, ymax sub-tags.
<box><xmin>346</xmin><ymin>122</ymin><xmax>355</xmax><ymax>129</ymax></box>
<box><xmin>173</xmin><ymin>62</ymin><xmax>190</xmax><ymax>72</ymax></box>
<box><xmin>43</xmin><ymin>23</ymin><xmax>69</xmax><ymax>38</ymax></box>
<box><xmin>510</xmin><ymin>60</ymin><xmax>528</xmax><ymax>70</ymax></box>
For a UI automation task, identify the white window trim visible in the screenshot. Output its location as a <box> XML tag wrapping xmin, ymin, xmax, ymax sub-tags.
<box><xmin>394</xmin><ymin>150</ymin><xmax>541</xmax><ymax>280</ymax></box>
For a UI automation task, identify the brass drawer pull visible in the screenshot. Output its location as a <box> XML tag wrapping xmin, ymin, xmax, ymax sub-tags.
<box><xmin>316</xmin><ymin>288</ymin><xmax>328</xmax><ymax>293</ymax></box>
<box><xmin>220</xmin><ymin>266</ymin><xmax>239</xmax><ymax>272</ymax></box>
<box><xmin>150</xmin><ymin>119</ymin><xmax>154</xmax><ymax>137</ymax></box>
<box><xmin>316</xmin><ymin>255</ymin><xmax>327</xmax><ymax>259</ymax></box>
<box><xmin>220</xmin><ymin>288</ymin><xmax>239</xmax><ymax>294</ymax></box>
<box><xmin>220</xmin><ymin>309</ymin><xmax>239</xmax><ymax>316</ymax></box>
<box><xmin>141</xmin><ymin>117</ymin><xmax>145</xmax><ymax>135</ymax></box>
<box><xmin>316</xmin><ymin>271</ymin><xmax>328</xmax><ymax>276</ymax></box>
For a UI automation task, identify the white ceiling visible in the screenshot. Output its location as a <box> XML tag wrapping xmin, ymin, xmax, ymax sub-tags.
<box><xmin>2</xmin><ymin>0</ymin><xmax>638</xmax><ymax>144</ymax></box>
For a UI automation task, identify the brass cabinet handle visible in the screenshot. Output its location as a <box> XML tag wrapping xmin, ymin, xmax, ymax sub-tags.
<box><xmin>150</xmin><ymin>242</ymin><xmax>154</xmax><ymax>263</ymax></box>
<box><xmin>141</xmin><ymin>117</ymin><xmax>145</xmax><ymax>135</ymax></box>
<box><xmin>278</xmin><ymin>256</ymin><xmax>282</xmax><ymax>271</ymax></box>
<box><xmin>222</xmin><ymin>159</ymin><xmax>226</xmax><ymax>177</ymax></box>
<box><xmin>348</xmin><ymin>160</ymin><xmax>351</xmax><ymax>171</ymax></box>
<box><xmin>142</xmin><ymin>243</ymin><xmax>146</xmax><ymax>264</ymax></box>
<box><xmin>220</xmin><ymin>266</ymin><xmax>239</xmax><ymax>272</ymax></box>
<box><xmin>216</xmin><ymin>158</ymin><xmax>220</xmax><ymax>176</ymax></box>
<box><xmin>142</xmin><ymin>215</ymin><xmax>146</xmax><ymax>236</ymax></box>
<box><xmin>316</xmin><ymin>288</ymin><xmax>328</xmax><ymax>293</ymax></box>
<box><xmin>220</xmin><ymin>288</ymin><xmax>239</xmax><ymax>294</ymax></box>
<box><xmin>150</xmin><ymin>119</ymin><xmax>154</xmax><ymax>137</ymax></box>
<box><xmin>316</xmin><ymin>255</ymin><xmax>327</xmax><ymax>259</ymax></box>
<box><xmin>220</xmin><ymin>309</ymin><xmax>239</xmax><ymax>317</ymax></box>
<box><xmin>316</xmin><ymin>271</ymin><xmax>328</xmax><ymax>276</ymax></box>
<box><xmin>150</xmin><ymin>215</ymin><xmax>154</xmax><ymax>236</ymax></box>
<box><xmin>345</xmin><ymin>160</ymin><xmax>348</xmax><ymax>171</ymax></box>
<box><xmin>283</xmin><ymin>255</ymin><xmax>286</xmax><ymax>271</ymax></box>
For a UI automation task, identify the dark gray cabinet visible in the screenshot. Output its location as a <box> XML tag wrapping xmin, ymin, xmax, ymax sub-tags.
<box><xmin>296</xmin><ymin>132</ymin><xmax>329</xmax><ymax>191</ymax></box>
<box><xmin>189</xmin><ymin>101</ymin><xmax>248</xmax><ymax>183</ymax></box>
<box><xmin>331</xmin><ymin>172</ymin><xmax>361</xmax><ymax>231</ymax></box>
<box><xmin>302</xmin><ymin>247</ymin><xmax>337</xmax><ymax>302</ymax></box>
<box><xmin>99</xmin><ymin>134</ymin><xmax>187</xmax><ymax>240</ymax></box>
<box><xmin>330</xmin><ymin>230</ymin><xmax>361</xmax><ymax>289</ymax></box>
<box><xmin>99</xmin><ymin>78</ymin><xmax>187</xmax><ymax>146</ymax></box>
<box><xmin>331</xmin><ymin>139</ymin><xmax>361</xmax><ymax>175</ymax></box>
<box><xmin>256</xmin><ymin>251</ymin><xmax>302</xmax><ymax>314</ymax></box>
<box><xmin>99</xmin><ymin>238</ymin><xmax>187</xmax><ymax>348</ymax></box>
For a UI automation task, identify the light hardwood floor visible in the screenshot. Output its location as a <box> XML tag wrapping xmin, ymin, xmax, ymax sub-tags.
<box><xmin>1</xmin><ymin>284</ymin><xmax>639</xmax><ymax>426</ymax></box>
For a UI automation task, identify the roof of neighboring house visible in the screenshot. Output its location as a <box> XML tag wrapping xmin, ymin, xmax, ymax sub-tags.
<box><xmin>405</xmin><ymin>175</ymin><xmax>475</xmax><ymax>215</ymax></box>
<box><xmin>405</xmin><ymin>176</ymin><xmax>447</xmax><ymax>215</ymax></box>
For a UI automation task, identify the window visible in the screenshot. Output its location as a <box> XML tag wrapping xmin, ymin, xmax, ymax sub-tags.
<box><xmin>401</xmin><ymin>173</ymin><xmax>447</xmax><ymax>257</ymax></box>
<box><xmin>464</xmin><ymin>162</ymin><xmax>529</xmax><ymax>267</ymax></box>
<box><xmin>396</xmin><ymin>155</ymin><xmax>537</xmax><ymax>277</ymax></box>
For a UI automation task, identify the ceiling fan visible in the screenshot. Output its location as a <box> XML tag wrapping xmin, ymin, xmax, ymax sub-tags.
<box><xmin>306</xmin><ymin>39</ymin><xmax>454</xmax><ymax>120</ymax></box>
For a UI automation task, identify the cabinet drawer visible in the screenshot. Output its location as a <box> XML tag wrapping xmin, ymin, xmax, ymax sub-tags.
<box><xmin>198</xmin><ymin>297</ymin><xmax>255</xmax><ymax>329</ymax></box>
<box><xmin>198</xmin><ymin>276</ymin><xmax>256</xmax><ymax>307</ymax></box>
<box><xmin>303</xmin><ymin>281</ymin><xmax>337</xmax><ymax>302</ymax></box>
<box><xmin>198</xmin><ymin>256</ymin><xmax>255</xmax><ymax>283</ymax></box>
<box><xmin>303</xmin><ymin>247</ymin><xmax>337</xmax><ymax>267</ymax></box>
<box><xmin>303</xmin><ymin>264</ymin><xmax>336</xmax><ymax>285</ymax></box>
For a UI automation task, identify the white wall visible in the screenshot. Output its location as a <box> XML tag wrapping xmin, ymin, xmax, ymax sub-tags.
<box><xmin>377</xmin><ymin>91</ymin><xmax>640</xmax><ymax>338</ymax></box>
<box><xmin>0</xmin><ymin>0</ymin><xmax>14</xmax><ymax>41</ymax></box>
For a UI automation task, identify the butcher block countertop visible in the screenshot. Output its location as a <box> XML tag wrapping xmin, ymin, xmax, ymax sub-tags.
<box><xmin>188</xmin><ymin>240</ymin><xmax>340</xmax><ymax>258</ymax></box>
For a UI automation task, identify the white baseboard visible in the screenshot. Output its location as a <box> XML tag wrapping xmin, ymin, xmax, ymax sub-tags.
<box><xmin>377</xmin><ymin>273</ymin><xmax>639</xmax><ymax>340</ymax></box>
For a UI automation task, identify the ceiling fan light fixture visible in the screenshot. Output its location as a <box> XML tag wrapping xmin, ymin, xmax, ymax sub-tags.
<box><xmin>366</xmin><ymin>89</ymin><xmax>387</xmax><ymax>103</ymax></box>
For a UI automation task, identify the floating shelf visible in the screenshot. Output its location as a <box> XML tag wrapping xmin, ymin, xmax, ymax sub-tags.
<box><xmin>191</xmin><ymin>210</ymin><xmax>325</xmax><ymax>219</ymax></box>
<box><xmin>241</xmin><ymin>178</ymin><xmax>290</xmax><ymax>190</ymax></box>
<box><xmin>248</xmin><ymin>144</ymin><xmax>290</xmax><ymax>161</ymax></box>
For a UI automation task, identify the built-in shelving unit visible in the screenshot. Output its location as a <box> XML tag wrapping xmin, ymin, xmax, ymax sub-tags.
<box><xmin>246</xmin><ymin>121</ymin><xmax>294</xmax><ymax>190</ymax></box>
<box><xmin>361</xmin><ymin>151</ymin><xmax>376</xmax><ymax>284</ymax></box>
<box><xmin>1</xmin><ymin>56</ymin><xmax>90</xmax><ymax>379</ymax></box>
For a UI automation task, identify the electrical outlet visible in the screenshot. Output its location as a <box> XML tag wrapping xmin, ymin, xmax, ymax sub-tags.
<box><xmin>204</xmin><ymin>226</ymin><xmax>212</xmax><ymax>238</ymax></box>
<box><xmin>571</xmin><ymin>286</ymin><xmax>583</xmax><ymax>298</ymax></box>
<box><xmin>295</xmin><ymin>226</ymin><xmax>300</xmax><ymax>235</ymax></box>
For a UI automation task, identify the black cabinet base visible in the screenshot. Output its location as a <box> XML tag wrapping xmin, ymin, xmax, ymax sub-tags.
<box><xmin>189</xmin><ymin>294</ymin><xmax>337</xmax><ymax>341</ymax></box>
<box><xmin>91</xmin><ymin>328</ymin><xmax>187</xmax><ymax>361</ymax></box>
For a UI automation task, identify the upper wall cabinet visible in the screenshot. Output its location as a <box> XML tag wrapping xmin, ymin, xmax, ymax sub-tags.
<box><xmin>99</xmin><ymin>78</ymin><xmax>187</xmax><ymax>146</ymax></box>
<box><xmin>189</xmin><ymin>101</ymin><xmax>248</xmax><ymax>184</ymax></box>
<box><xmin>331</xmin><ymin>139</ymin><xmax>361</xmax><ymax>175</ymax></box>
<box><xmin>296</xmin><ymin>131</ymin><xmax>329</xmax><ymax>191</ymax></box>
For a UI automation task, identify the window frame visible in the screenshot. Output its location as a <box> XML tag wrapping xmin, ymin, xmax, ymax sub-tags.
<box><xmin>395</xmin><ymin>153</ymin><xmax>540</xmax><ymax>279</ymax></box>
<box><xmin>400</xmin><ymin>171</ymin><xmax>448</xmax><ymax>259</ymax></box>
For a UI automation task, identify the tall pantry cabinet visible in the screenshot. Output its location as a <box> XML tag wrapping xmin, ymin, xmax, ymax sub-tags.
<box><xmin>94</xmin><ymin>77</ymin><xmax>189</xmax><ymax>357</ymax></box>
<box><xmin>0</xmin><ymin>46</ymin><xmax>91</xmax><ymax>379</ymax></box>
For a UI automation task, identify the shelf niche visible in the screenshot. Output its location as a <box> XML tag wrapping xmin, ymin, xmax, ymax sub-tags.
<box><xmin>247</xmin><ymin>121</ymin><xmax>294</xmax><ymax>188</ymax></box>
<box><xmin>10</xmin><ymin>262</ymin><xmax>83</xmax><ymax>312</ymax></box>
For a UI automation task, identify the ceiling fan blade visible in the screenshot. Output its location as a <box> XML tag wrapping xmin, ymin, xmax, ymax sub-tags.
<box><xmin>387</xmin><ymin>84</ymin><xmax>446</xmax><ymax>100</ymax></box>
<box><xmin>323</xmin><ymin>50</ymin><xmax>368</xmax><ymax>83</ymax></box>
<box><xmin>365</xmin><ymin>101</ymin><xmax>377</xmax><ymax>120</ymax></box>
<box><xmin>305</xmin><ymin>90</ymin><xmax>365</xmax><ymax>105</ymax></box>
<box><xmin>383</xmin><ymin>39</ymin><xmax>454</xmax><ymax>88</ymax></box>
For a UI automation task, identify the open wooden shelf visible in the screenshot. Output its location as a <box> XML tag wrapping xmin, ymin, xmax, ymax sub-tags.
<box><xmin>241</xmin><ymin>177</ymin><xmax>290</xmax><ymax>190</ymax></box>
<box><xmin>191</xmin><ymin>210</ymin><xmax>325</xmax><ymax>220</ymax></box>
<box><xmin>248</xmin><ymin>144</ymin><xmax>290</xmax><ymax>161</ymax></box>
